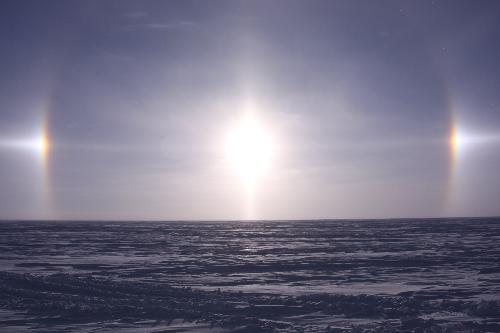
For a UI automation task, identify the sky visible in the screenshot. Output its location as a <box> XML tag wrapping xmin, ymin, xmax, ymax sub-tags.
<box><xmin>1</xmin><ymin>0</ymin><xmax>500</xmax><ymax>220</ymax></box>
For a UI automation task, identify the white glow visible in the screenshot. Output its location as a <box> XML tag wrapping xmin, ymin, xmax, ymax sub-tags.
<box><xmin>451</xmin><ymin>128</ymin><xmax>500</xmax><ymax>151</ymax></box>
<box><xmin>450</xmin><ymin>124</ymin><xmax>500</xmax><ymax>166</ymax></box>
<box><xmin>450</xmin><ymin>127</ymin><xmax>467</xmax><ymax>156</ymax></box>
<box><xmin>30</xmin><ymin>136</ymin><xmax>48</xmax><ymax>156</ymax></box>
<box><xmin>225</xmin><ymin>116</ymin><xmax>275</xmax><ymax>186</ymax></box>
<box><xmin>0</xmin><ymin>134</ymin><xmax>49</xmax><ymax>158</ymax></box>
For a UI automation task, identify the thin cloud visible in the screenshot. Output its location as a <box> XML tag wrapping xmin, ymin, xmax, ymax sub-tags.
<box><xmin>122</xmin><ymin>20</ymin><xmax>199</xmax><ymax>32</ymax></box>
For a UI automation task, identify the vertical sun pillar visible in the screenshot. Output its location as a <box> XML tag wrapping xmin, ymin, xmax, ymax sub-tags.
<box><xmin>38</xmin><ymin>111</ymin><xmax>52</xmax><ymax>219</ymax></box>
<box><xmin>446</xmin><ymin>117</ymin><xmax>468</xmax><ymax>217</ymax></box>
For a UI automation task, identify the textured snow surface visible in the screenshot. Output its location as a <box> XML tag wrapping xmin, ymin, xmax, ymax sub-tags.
<box><xmin>1</xmin><ymin>218</ymin><xmax>499</xmax><ymax>332</ymax></box>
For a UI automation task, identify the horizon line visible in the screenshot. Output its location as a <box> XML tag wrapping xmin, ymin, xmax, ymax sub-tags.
<box><xmin>1</xmin><ymin>215</ymin><xmax>499</xmax><ymax>223</ymax></box>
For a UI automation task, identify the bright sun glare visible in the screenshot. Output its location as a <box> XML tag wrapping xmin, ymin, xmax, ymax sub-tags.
<box><xmin>35</xmin><ymin>134</ymin><xmax>49</xmax><ymax>157</ymax></box>
<box><xmin>450</xmin><ymin>126</ymin><xmax>471</xmax><ymax>158</ymax></box>
<box><xmin>0</xmin><ymin>132</ymin><xmax>49</xmax><ymax>159</ymax></box>
<box><xmin>450</xmin><ymin>127</ymin><xmax>463</xmax><ymax>156</ymax></box>
<box><xmin>23</xmin><ymin>131</ymin><xmax>49</xmax><ymax>160</ymax></box>
<box><xmin>225</xmin><ymin>117</ymin><xmax>275</xmax><ymax>186</ymax></box>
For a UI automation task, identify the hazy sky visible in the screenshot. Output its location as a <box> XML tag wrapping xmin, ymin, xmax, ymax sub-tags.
<box><xmin>1</xmin><ymin>0</ymin><xmax>500</xmax><ymax>220</ymax></box>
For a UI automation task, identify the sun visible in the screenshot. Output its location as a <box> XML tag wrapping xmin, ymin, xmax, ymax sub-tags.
<box><xmin>225</xmin><ymin>116</ymin><xmax>275</xmax><ymax>186</ymax></box>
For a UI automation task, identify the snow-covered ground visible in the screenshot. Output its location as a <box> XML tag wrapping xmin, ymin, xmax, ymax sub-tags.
<box><xmin>1</xmin><ymin>218</ymin><xmax>499</xmax><ymax>332</ymax></box>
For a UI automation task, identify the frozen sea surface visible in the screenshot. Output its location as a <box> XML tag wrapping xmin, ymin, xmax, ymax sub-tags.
<box><xmin>1</xmin><ymin>218</ymin><xmax>500</xmax><ymax>332</ymax></box>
